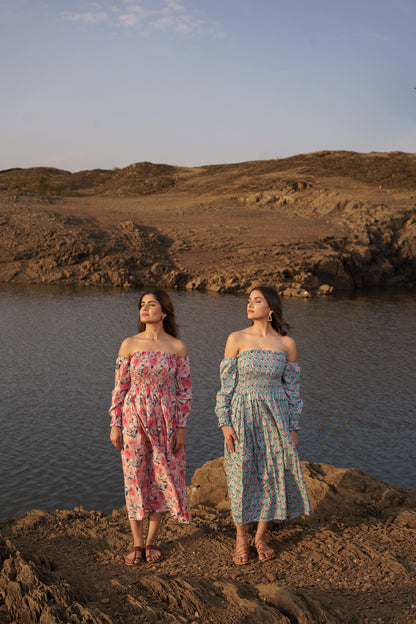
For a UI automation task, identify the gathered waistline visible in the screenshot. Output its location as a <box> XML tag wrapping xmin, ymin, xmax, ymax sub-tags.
<box><xmin>128</xmin><ymin>383</ymin><xmax>173</xmax><ymax>396</ymax></box>
<box><xmin>235</xmin><ymin>384</ymin><xmax>285</xmax><ymax>393</ymax></box>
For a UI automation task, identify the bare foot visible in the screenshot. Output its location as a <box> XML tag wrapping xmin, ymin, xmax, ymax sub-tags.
<box><xmin>255</xmin><ymin>539</ymin><xmax>275</xmax><ymax>562</ymax></box>
<box><xmin>233</xmin><ymin>535</ymin><xmax>250</xmax><ymax>565</ymax></box>
<box><xmin>125</xmin><ymin>545</ymin><xmax>144</xmax><ymax>565</ymax></box>
<box><xmin>145</xmin><ymin>544</ymin><xmax>163</xmax><ymax>563</ymax></box>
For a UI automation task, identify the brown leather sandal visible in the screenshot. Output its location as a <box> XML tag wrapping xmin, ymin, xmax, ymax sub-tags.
<box><xmin>145</xmin><ymin>544</ymin><xmax>163</xmax><ymax>563</ymax></box>
<box><xmin>255</xmin><ymin>540</ymin><xmax>275</xmax><ymax>562</ymax></box>
<box><xmin>233</xmin><ymin>535</ymin><xmax>250</xmax><ymax>565</ymax></box>
<box><xmin>125</xmin><ymin>545</ymin><xmax>144</xmax><ymax>566</ymax></box>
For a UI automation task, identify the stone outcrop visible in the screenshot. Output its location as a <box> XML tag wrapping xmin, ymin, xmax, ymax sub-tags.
<box><xmin>1</xmin><ymin>459</ymin><xmax>415</xmax><ymax>623</ymax></box>
<box><xmin>0</xmin><ymin>536</ymin><xmax>111</xmax><ymax>624</ymax></box>
<box><xmin>189</xmin><ymin>457</ymin><xmax>416</xmax><ymax>522</ymax></box>
<box><xmin>0</xmin><ymin>205</ymin><xmax>184</xmax><ymax>289</ymax></box>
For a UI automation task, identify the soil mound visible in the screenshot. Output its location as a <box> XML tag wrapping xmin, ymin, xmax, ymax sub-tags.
<box><xmin>104</xmin><ymin>162</ymin><xmax>178</xmax><ymax>196</ymax></box>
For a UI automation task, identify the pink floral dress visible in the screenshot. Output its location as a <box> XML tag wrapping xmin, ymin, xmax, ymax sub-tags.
<box><xmin>109</xmin><ymin>351</ymin><xmax>192</xmax><ymax>523</ymax></box>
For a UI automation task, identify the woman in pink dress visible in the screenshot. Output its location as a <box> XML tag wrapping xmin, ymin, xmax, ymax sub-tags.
<box><xmin>109</xmin><ymin>290</ymin><xmax>192</xmax><ymax>565</ymax></box>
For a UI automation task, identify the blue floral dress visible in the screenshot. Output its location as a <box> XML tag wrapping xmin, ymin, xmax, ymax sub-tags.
<box><xmin>215</xmin><ymin>349</ymin><xmax>311</xmax><ymax>525</ymax></box>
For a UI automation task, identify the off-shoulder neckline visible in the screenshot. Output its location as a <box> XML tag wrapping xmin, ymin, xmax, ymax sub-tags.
<box><xmin>239</xmin><ymin>349</ymin><xmax>288</xmax><ymax>357</ymax></box>
<box><xmin>118</xmin><ymin>350</ymin><xmax>189</xmax><ymax>359</ymax></box>
<box><xmin>223</xmin><ymin>349</ymin><xmax>289</xmax><ymax>360</ymax></box>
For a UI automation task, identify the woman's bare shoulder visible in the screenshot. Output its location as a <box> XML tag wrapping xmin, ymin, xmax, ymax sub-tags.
<box><xmin>281</xmin><ymin>335</ymin><xmax>298</xmax><ymax>361</ymax></box>
<box><xmin>228</xmin><ymin>327</ymin><xmax>252</xmax><ymax>340</ymax></box>
<box><xmin>171</xmin><ymin>337</ymin><xmax>188</xmax><ymax>358</ymax></box>
<box><xmin>224</xmin><ymin>328</ymin><xmax>250</xmax><ymax>358</ymax></box>
<box><xmin>118</xmin><ymin>335</ymin><xmax>139</xmax><ymax>357</ymax></box>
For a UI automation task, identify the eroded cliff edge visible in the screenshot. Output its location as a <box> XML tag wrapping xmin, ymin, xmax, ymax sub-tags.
<box><xmin>1</xmin><ymin>459</ymin><xmax>415</xmax><ymax>623</ymax></box>
<box><xmin>1</xmin><ymin>151</ymin><xmax>416</xmax><ymax>295</ymax></box>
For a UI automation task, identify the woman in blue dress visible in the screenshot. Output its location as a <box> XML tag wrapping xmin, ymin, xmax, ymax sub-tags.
<box><xmin>215</xmin><ymin>285</ymin><xmax>311</xmax><ymax>565</ymax></box>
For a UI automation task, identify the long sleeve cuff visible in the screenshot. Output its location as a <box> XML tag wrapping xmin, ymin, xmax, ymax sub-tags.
<box><xmin>215</xmin><ymin>357</ymin><xmax>238</xmax><ymax>428</ymax></box>
<box><xmin>175</xmin><ymin>355</ymin><xmax>192</xmax><ymax>428</ymax></box>
<box><xmin>109</xmin><ymin>356</ymin><xmax>131</xmax><ymax>427</ymax></box>
<box><xmin>282</xmin><ymin>361</ymin><xmax>303</xmax><ymax>430</ymax></box>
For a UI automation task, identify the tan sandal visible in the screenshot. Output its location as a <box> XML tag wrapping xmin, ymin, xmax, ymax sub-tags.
<box><xmin>255</xmin><ymin>540</ymin><xmax>275</xmax><ymax>562</ymax></box>
<box><xmin>125</xmin><ymin>545</ymin><xmax>144</xmax><ymax>566</ymax></box>
<box><xmin>233</xmin><ymin>535</ymin><xmax>250</xmax><ymax>565</ymax></box>
<box><xmin>145</xmin><ymin>544</ymin><xmax>163</xmax><ymax>563</ymax></box>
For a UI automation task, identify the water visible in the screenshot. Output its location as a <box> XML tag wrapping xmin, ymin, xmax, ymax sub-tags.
<box><xmin>0</xmin><ymin>284</ymin><xmax>415</xmax><ymax>520</ymax></box>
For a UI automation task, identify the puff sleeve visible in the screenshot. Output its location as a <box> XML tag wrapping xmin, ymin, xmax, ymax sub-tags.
<box><xmin>215</xmin><ymin>357</ymin><xmax>238</xmax><ymax>427</ymax></box>
<box><xmin>175</xmin><ymin>355</ymin><xmax>192</xmax><ymax>428</ymax></box>
<box><xmin>282</xmin><ymin>360</ymin><xmax>303</xmax><ymax>431</ymax></box>
<box><xmin>109</xmin><ymin>356</ymin><xmax>131</xmax><ymax>427</ymax></box>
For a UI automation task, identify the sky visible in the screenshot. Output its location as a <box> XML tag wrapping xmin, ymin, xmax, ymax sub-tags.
<box><xmin>1</xmin><ymin>0</ymin><xmax>415</xmax><ymax>172</ymax></box>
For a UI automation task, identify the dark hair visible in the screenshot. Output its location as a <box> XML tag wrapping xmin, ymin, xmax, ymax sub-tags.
<box><xmin>138</xmin><ymin>289</ymin><xmax>178</xmax><ymax>338</ymax></box>
<box><xmin>249</xmin><ymin>284</ymin><xmax>290</xmax><ymax>336</ymax></box>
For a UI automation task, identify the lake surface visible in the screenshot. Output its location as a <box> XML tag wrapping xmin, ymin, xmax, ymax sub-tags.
<box><xmin>0</xmin><ymin>284</ymin><xmax>415</xmax><ymax>520</ymax></box>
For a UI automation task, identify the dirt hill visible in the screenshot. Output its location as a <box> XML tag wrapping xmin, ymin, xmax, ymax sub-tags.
<box><xmin>1</xmin><ymin>151</ymin><xmax>415</xmax><ymax>294</ymax></box>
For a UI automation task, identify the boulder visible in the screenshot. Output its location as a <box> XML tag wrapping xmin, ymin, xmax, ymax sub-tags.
<box><xmin>189</xmin><ymin>457</ymin><xmax>416</xmax><ymax>522</ymax></box>
<box><xmin>317</xmin><ymin>283</ymin><xmax>334</xmax><ymax>295</ymax></box>
<box><xmin>281</xmin><ymin>287</ymin><xmax>312</xmax><ymax>298</ymax></box>
<box><xmin>188</xmin><ymin>457</ymin><xmax>229</xmax><ymax>510</ymax></box>
<box><xmin>315</xmin><ymin>258</ymin><xmax>355</xmax><ymax>289</ymax></box>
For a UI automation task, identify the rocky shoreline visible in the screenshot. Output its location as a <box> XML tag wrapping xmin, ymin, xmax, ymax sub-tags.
<box><xmin>1</xmin><ymin>458</ymin><xmax>415</xmax><ymax>624</ymax></box>
<box><xmin>1</xmin><ymin>151</ymin><xmax>415</xmax><ymax>296</ymax></box>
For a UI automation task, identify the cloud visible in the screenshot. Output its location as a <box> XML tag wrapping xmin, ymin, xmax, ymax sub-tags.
<box><xmin>62</xmin><ymin>11</ymin><xmax>108</xmax><ymax>25</ymax></box>
<box><xmin>151</xmin><ymin>13</ymin><xmax>204</xmax><ymax>34</ymax></box>
<box><xmin>61</xmin><ymin>0</ymin><xmax>222</xmax><ymax>37</ymax></box>
<box><xmin>118</xmin><ymin>3</ymin><xmax>152</xmax><ymax>27</ymax></box>
<box><xmin>143</xmin><ymin>1</ymin><xmax>222</xmax><ymax>36</ymax></box>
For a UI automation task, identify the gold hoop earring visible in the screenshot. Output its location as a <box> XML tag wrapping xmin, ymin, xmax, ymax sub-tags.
<box><xmin>267</xmin><ymin>311</ymin><xmax>273</xmax><ymax>322</ymax></box>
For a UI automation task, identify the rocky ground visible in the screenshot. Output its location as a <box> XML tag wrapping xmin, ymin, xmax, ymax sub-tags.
<box><xmin>1</xmin><ymin>459</ymin><xmax>415</xmax><ymax>624</ymax></box>
<box><xmin>1</xmin><ymin>151</ymin><xmax>415</xmax><ymax>295</ymax></box>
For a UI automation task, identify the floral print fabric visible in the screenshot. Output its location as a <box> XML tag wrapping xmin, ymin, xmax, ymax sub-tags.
<box><xmin>109</xmin><ymin>351</ymin><xmax>192</xmax><ymax>523</ymax></box>
<box><xmin>215</xmin><ymin>349</ymin><xmax>311</xmax><ymax>525</ymax></box>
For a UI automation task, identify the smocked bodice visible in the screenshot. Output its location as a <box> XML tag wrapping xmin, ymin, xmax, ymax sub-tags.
<box><xmin>215</xmin><ymin>348</ymin><xmax>302</xmax><ymax>430</ymax></box>
<box><xmin>234</xmin><ymin>349</ymin><xmax>287</xmax><ymax>393</ymax></box>
<box><xmin>109</xmin><ymin>350</ymin><xmax>192</xmax><ymax>429</ymax></box>
<box><xmin>128</xmin><ymin>351</ymin><xmax>179</xmax><ymax>395</ymax></box>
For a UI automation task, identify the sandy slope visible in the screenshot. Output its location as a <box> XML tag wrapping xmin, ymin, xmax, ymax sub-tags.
<box><xmin>1</xmin><ymin>151</ymin><xmax>415</xmax><ymax>293</ymax></box>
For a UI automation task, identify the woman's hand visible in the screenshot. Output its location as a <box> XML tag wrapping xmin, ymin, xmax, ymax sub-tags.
<box><xmin>110</xmin><ymin>426</ymin><xmax>123</xmax><ymax>451</ymax></box>
<box><xmin>172</xmin><ymin>427</ymin><xmax>186</xmax><ymax>454</ymax></box>
<box><xmin>290</xmin><ymin>430</ymin><xmax>298</xmax><ymax>447</ymax></box>
<box><xmin>222</xmin><ymin>426</ymin><xmax>238</xmax><ymax>452</ymax></box>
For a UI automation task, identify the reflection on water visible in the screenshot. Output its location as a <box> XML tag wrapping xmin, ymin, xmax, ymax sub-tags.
<box><xmin>0</xmin><ymin>284</ymin><xmax>415</xmax><ymax>520</ymax></box>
